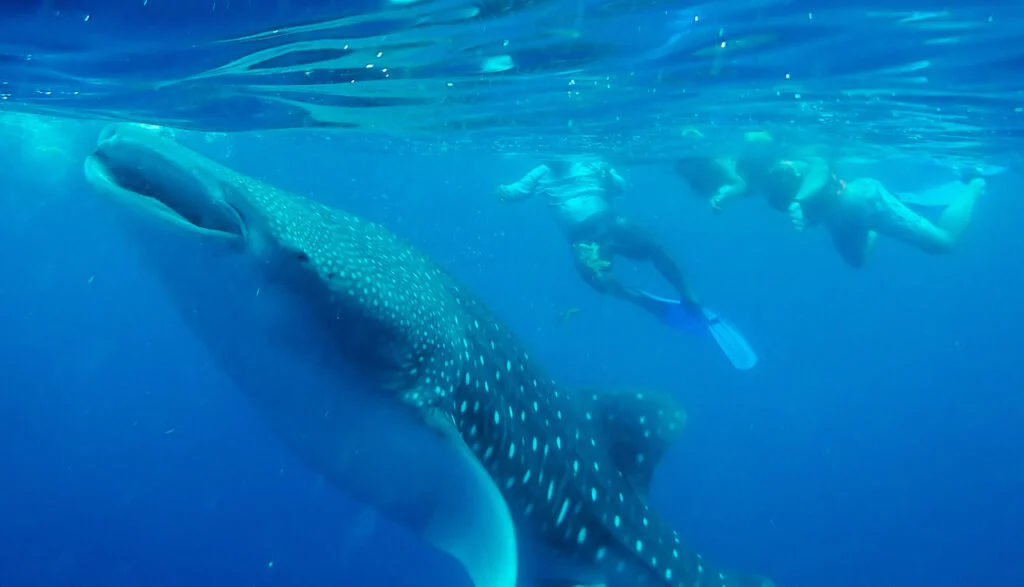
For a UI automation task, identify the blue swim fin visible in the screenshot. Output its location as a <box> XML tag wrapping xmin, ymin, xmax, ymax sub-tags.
<box><xmin>639</xmin><ymin>291</ymin><xmax>706</xmax><ymax>333</ymax></box>
<box><xmin>700</xmin><ymin>308</ymin><xmax>759</xmax><ymax>371</ymax></box>
<box><xmin>639</xmin><ymin>291</ymin><xmax>759</xmax><ymax>370</ymax></box>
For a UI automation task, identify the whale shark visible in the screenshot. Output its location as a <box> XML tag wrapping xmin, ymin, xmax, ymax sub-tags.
<box><xmin>83</xmin><ymin>123</ymin><xmax>773</xmax><ymax>587</ymax></box>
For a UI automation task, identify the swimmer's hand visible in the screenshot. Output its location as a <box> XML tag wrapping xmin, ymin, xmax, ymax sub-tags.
<box><xmin>709</xmin><ymin>192</ymin><xmax>726</xmax><ymax>213</ymax></box>
<box><xmin>710</xmin><ymin>184</ymin><xmax>741</xmax><ymax>212</ymax></box>
<box><xmin>575</xmin><ymin>242</ymin><xmax>611</xmax><ymax>273</ymax></box>
<box><xmin>788</xmin><ymin>201</ymin><xmax>806</xmax><ymax>231</ymax></box>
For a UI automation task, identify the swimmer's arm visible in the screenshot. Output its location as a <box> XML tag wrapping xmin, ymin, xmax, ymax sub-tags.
<box><xmin>792</xmin><ymin>157</ymin><xmax>829</xmax><ymax>202</ymax></box>
<box><xmin>497</xmin><ymin>165</ymin><xmax>548</xmax><ymax>202</ymax></box>
<box><xmin>718</xmin><ymin>158</ymin><xmax>748</xmax><ymax>195</ymax></box>
<box><xmin>711</xmin><ymin>158</ymin><xmax>748</xmax><ymax>209</ymax></box>
<box><xmin>607</xmin><ymin>168</ymin><xmax>627</xmax><ymax>193</ymax></box>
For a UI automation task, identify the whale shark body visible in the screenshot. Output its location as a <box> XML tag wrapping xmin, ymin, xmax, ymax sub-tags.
<box><xmin>83</xmin><ymin>124</ymin><xmax>772</xmax><ymax>587</ymax></box>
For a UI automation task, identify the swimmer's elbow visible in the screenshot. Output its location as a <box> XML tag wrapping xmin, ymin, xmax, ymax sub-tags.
<box><xmin>721</xmin><ymin>180</ymin><xmax>747</xmax><ymax>199</ymax></box>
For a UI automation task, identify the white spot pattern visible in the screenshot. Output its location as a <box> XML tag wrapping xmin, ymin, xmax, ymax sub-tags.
<box><xmin>217</xmin><ymin>174</ymin><xmax>731</xmax><ymax>587</ymax></box>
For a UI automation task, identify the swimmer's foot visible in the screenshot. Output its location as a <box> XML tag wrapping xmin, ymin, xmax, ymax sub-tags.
<box><xmin>637</xmin><ymin>291</ymin><xmax>759</xmax><ymax>371</ymax></box>
<box><xmin>964</xmin><ymin>177</ymin><xmax>986</xmax><ymax>198</ymax></box>
<box><xmin>958</xmin><ymin>166</ymin><xmax>985</xmax><ymax>185</ymax></box>
<box><xmin>636</xmin><ymin>291</ymin><xmax>706</xmax><ymax>331</ymax></box>
<box><xmin>938</xmin><ymin>177</ymin><xmax>985</xmax><ymax>241</ymax></box>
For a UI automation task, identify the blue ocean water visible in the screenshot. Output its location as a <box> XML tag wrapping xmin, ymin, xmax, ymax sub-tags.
<box><xmin>1</xmin><ymin>2</ymin><xmax>1022</xmax><ymax>587</ymax></box>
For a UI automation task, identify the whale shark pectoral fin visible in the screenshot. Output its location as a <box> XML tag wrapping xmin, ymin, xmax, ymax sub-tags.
<box><xmin>421</xmin><ymin>411</ymin><xmax>518</xmax><ymax>587</ymax></box>
<box><xmin>582</xmin><ymin>387</ymin><xmax>687</xmax><ymax>499</ymax></box>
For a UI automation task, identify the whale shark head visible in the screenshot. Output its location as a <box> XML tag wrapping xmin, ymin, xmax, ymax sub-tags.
<box><xmin>82</xmin><ymin>124</ymin><xmax>775</xmax><ymax>587</ymax></box>
<box><xmin>85</xmin><ymin>123</ymin><xmax>247</xmax><ymax>243</ymax></box>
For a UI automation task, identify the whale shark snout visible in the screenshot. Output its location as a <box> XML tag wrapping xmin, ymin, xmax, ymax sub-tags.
<box><xmin>84</xmin><ymin>123</ymin><xmax>246</xmax><ymax>240</ymax></box>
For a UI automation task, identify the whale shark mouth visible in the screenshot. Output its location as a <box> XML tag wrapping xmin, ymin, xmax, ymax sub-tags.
<box><xmin>84</xmin><ymin>124</ymin><xmax>247</xmax><ymax>240</ymax></box>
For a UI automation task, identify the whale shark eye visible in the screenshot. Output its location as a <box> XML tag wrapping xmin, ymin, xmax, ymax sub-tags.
<box><xmin>296</xmin><ymin>252</ymin><xmax>310</xmax><ymax>262</ymax></box>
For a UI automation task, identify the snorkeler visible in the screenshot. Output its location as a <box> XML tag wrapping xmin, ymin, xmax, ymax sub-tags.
<box><xmin>774</xmin><ymin>158</ymin><xmax>985</xmax><ymax>267</ymax></box>
<box><xmin>498</xmin><ymin>158</ymin><xmax>758</xmax><ymax>370</ymax></box>
<box><xmin>672</xmin><ymin>130</ymin><xmax>776</xmax><ymax>213</ymax></box>
<box><xmin>674</xmin><ymin>135</ymin><xmax>986</xmax><ymax>268</ymax></box>
<box><xmin>673</xmin><ymin>156</ymin><xmax>750</xmax><ymax>212</ymax></box>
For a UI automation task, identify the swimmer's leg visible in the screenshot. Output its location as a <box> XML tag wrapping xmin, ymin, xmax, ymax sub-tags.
<box><xmin>571</xmin><ymin>240</ymin><xmax>667</xmax><ymax>316</ymax></box>
<box><xmin>936</xmin><ymin>178</ymin><xmax>986</xmax><ymax>246</ymax></box>
<box><xmin>841</xmin><ymin>178</ymin><xmax>984</xmax><ymax>255</ymax></box>
<box><xmin>605</xmin><ymin>217</ymin><xmax>701</xmax><ymax>308</ymax></box>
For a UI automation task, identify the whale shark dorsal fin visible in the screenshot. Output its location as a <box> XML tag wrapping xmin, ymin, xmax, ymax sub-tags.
<box><xmin>583</xmin><ymin>388</ymin><xmax>687</xmax><ymax>499</ymax></box>
<box><xmin>421</xmin><ymin>410</ymin><xmax>519</xmax><ymax>587</ymax></box>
